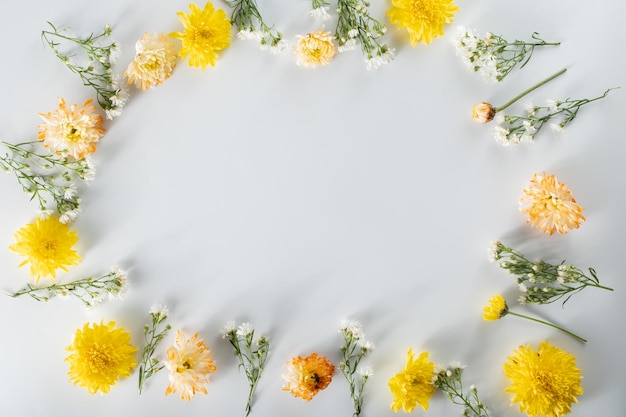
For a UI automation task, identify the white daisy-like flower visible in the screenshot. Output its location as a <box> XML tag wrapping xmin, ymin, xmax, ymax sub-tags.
<box><xmin>550</xmin><ymin>123</ymin><xmax>565</xmax><ymax>133</ymax></box>
<box><xmin>63</xmin><ymin>184</ymin><xmax>78</xmax><ymax>200</ymax></box>
<box><xmin>310</xmin><ymin>6</ymin><xmax>331</xmax><ymax>20</ymax></box>
<box><xmin>492</xmin><ymin>125</ymin><xmax>510</xmax><ymax>145</ymax></box>
<box><xmin>358</xmin><ymin>339</ymin><xmax>375</xmax><ymax>351</ymax></box>
<box><xmin>220</xmin><ymin>321</ymin><xmax>237</xmax><ymax>338</ymax></box>
<box><xmin>546</xmin><ymin>99</ymin><xmax>559</xmax><ymax>113</ymax></box>
<box><xmin>338</xmin><ymin>38</ymin><xmax>358</xmax><ymax>52</ymax></box>
<box><xmin>60</xmin><ymin>207</ymin><xmax>81</xmax><ymax>224</ymax></box>
<box><xmin>358</xmin><ymin>367</ymin><xmax>374</xmax><ymax>377</ymax></box>
<box><xmin>237</xmin><ymin>322</ymin><xmax>254</xmax><ymax>337</ymax></box>
<box><xmin>38</xmin><ymin>209</ymin><xmax>54</xmax><ymax>219</ymax></box>
<box><xmin>348</xmin><ymin>28</ymin><xmax>359</xmax><ymax>39</ymax></box>
<box><xmin>270</xmin><ymin>39</ymin><xmax>288</xmax><ymax>54</ymax></box>
<box><xmin>150</xmin><ymin>303</ymin><xmax>169</xmax><ymax>320</ymax></box>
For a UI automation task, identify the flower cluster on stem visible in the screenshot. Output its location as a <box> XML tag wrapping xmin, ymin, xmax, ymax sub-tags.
<box><xmin>453</xmin><ymin>27</ymin><xmax>560</xmax><ymax>82</ymax></box>
<box><xmin>488</xmin><ymin>241</ymin><xmax>613</xmax><ymax>306</ymax></box>
<box><xmin>41</xmin><ymin>22</ymin><xmax>128</xmax><ymax>119</ymax></box>
<box><xmin>226</xmin><ymin>0</ymin><xmax>286</xmax><ymax>53</ymax></box>
<box><xmin>339</xmin><ymin>319</ymin><xmax>374</xmax><ymax>417</ymax></box>
<box><xmin>434</xmin><ymin>364</ymin><xmax>490</xmax><ymax>417</ymax></box>
<box><xmin>310</xmin><ymin>0</ymin><xmax>331</xmax><ymax>20</ymax></box>
<box><xmin>138</xmin><ymin>305</ymin><xmax>172</xmax><ymax>394</ymax></box>
<box><xmin>221</xmin><ymin>321</ymin><xmax>270</xmax><ymax>416</ymax></box>
<box><xmin>335</xmin><ymin>0</ymin><xmax>394</xmax><ymax>70</ymax></box>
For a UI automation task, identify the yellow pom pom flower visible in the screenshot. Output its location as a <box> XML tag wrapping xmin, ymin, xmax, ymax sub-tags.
<box><xmin>387</xmin><ymin>0</ymin><xmax>459</xmax><ymax>46</ymax></box>
<box><xmin>388</xmin><ymin>348</ymin><xmax>436</xmax><ymax>412</ymax></box>
<box><xmin>482</xmin><ymin>294</ymin><xmax>508</xmax><ymax>321</ymax></box>
<box><xmin>282</xmin><ymin>353</ymin><xmax>335</xmax><ymax>401</ymax></box>
<box><xmin>65</xmin><ymin>321</ymin><xmax>138</xmax><ymax>394</ymax></box>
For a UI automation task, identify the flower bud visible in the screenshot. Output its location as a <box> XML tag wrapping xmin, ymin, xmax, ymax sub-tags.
<box><xmin>471</xmin><ymin>102</ymin><xmax>496</xmax><ymax>123</ymax></box>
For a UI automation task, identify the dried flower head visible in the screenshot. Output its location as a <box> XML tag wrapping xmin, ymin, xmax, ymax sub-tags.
<box><xmin>65</xmin><ymin>321</ymin><xmax>137</xmax><ymax>394</ymax></box>
<box><xmin>293</xmin><ymin>29</ymin><xmax>337</xmax><ymax>67</ymax></box>
<box><xmin>164</xmin><ymin>330</ymin><xmax>216</xmax><ymax>401</ymax></box>
<box><xmin>472</xmin><ymin>102</ymin><xmax>496</xmax><ymax>123</ymax></box>
<box><xmin>519</xmin><ymin>173</ymin><xmax>585</xmax><ymax>235</ymax></box>
<box><xmin>169</xmin><ymin>1</ymin><xmax>231</xmax><ymax>69</ymax></box>
<box><xmin>9</xmin><ymin>215</ymin><xmax>81</xmax><ymax>282</ymax></box>
<box><xmin>125</xmin><ymin>33</ymin><xmax>178</xmax><ymax>91</ymax></box>
<box><xmin>387</xmin><ymin>0</ymin><xmax>459</xmax><ymax>46</ymax></box>
<box><xmin>282</xmin><ymin>353</ymin><xmax>335</xmax><ymax>401</ymax></box>
<box><xmin>38</xmin><ymin>98</ymin><xmax>105</xmax><ymax>159</ymax></box>
<box><xmin>504</xmin><ymin>341</ymin><xmax>583</xmax><ymax>417</ymax></box>
<box><xmin>388</xmin><ymin>348</ymin><xmax>436</xmax><ymax>412</ymax></box>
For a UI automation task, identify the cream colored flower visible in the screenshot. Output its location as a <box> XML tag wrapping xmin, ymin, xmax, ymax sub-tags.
<box><xmin>471</xmin><ymin>102</ymin><xmax>496</xmax><ymax>123</ymax></box>
<box><xmin>293</xmin><ymin>29</ymin><xmax>337</xmax><ymax>67</ymax></box>
<box><xmin>125</xmin><ymin>33</ymin><xmax>178</xmax><ymax>91</ymax></box>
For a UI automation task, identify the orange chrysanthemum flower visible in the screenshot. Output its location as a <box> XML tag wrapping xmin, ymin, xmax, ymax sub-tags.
<box><xmin>282</xmin><ymin>353</ymin><xmax>335</xmax><ymax>401</ymax></box>
<box><xmin>519</xmin><ymin>172</ymin><xmax>585</xmax><ymax>235</ymax></box>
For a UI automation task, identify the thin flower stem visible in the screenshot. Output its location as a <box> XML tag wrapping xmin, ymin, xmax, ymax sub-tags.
<box><xmin>496</xmin><ymin>68</ymin><xmax>567</xmax><ymax>112</ymax></box>
<box><xmin>508</xmin><ymin>311</ymin><xmax>586</xmax><ymax>343</ymax></box>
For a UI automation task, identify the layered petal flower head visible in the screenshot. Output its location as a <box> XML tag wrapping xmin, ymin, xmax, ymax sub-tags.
<box><xmin>472</xmin><ymin>102</ymin><xmax>496</xmax><ymax>123</ymax></box>
<box><xmin>519</xmin><ymin>173</ymin><xmax>585</xmax><ymax>235</ymax></box>
<box><xmin>169</xmin><ymin>1</ymin><xmax>231</xmax><ymax>69</ymax></box>
<box><xmin>387</xmin><ymin>0</ymin><xmax>459</xmax><ymax>46</ymax></box>
<box><xmin>164</xmin><ymin>330</ymin><xmax>216</xmax><ymax>401</ymax></box>
<box><xmin>125</xmin><ymin>32</ymin><xmax>178</xmax><ymax>91</ymax></box>
<box><xmin>9</xmin><ymin>215</ymin><xmax>81</xmax><ymax>282</ymax></box>
<box><xmin>482</xmin><ymin>294</ymin><xmax>508</xmax><ymax>321</ymax></box>
<box><xmin>293</xmin><ymin>29</ymin><xmax>337</xmax><ymax>67</ymax></box>
<box><xmin>388</xmin><ymin>348</ymin><xmax>436</xmax><ymax>412</ymax></box>
<box><xmin>504</xmin><ymin>341</ymin><xmax>583</xmax><ymax>417</ymax></box>
<box><xmin>282</xmin><ymin>353</ymin><xmax>335</xmax><ymax>401</ymax></box>
<box><xmin>65</xmin><ymin>321</ymin><xmax>137</xmax><ymax>394</ymax></box>
<box><xmin>38</xmin><ymin>98</ymin><xmax>105</xmax><ymax>159</ymax></box>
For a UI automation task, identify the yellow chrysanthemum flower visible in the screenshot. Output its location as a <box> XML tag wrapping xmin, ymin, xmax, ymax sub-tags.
<box><xmin>169</xmin><ymin>1</ymin><xmax>231</xmax><ymax>69</ymax></box>
<box><xmin>282</xmin><ymin>353</ymin><xmax>335</xmax><ymax>401</ymax></box>
<box><xmin>482</xmin><ymin>294</ymin><xmax>508</xmax><ymax>321</ymax></box>
<box><xmin>292</xmin><ymin>29</ymin><xmax>337</xmax><ymax>68</ymax></box>
<box><xmin>37</xmin><ymin>98</ymin><xmax>105</xmax><ymax>159</ymax></box>
<box><xmin>65</xmin><ymin>321</ymin><xmax>137</xmax><ymax>394</ymax></box>
<box><xmin>388</xmin><ymin>348</ymin><xmax>436</xmax><ymax>412</ymax></box>
<box><xmin>164</xmin><ymin>330</ymin><xmax>216</xmax><ymax>401</ymax></box>
<box><xmin>9</xmin><ymin>215</ymin><xmax>81</xmax><ymax>283</ymax></box>
<box><xmin>387</xmin><ymin>0</ymin><xmax>458</xmax><ymax>46</ymax></box>
<box><xmin>504</xmin><ymin>341</ymin><xmax>583</xmax><ymax>417</ymax></box>
<box><xmin>125</xmin><ymin>32</ymin><xmax>178</xmax><ymax>91</ymax></box>
<box><xmin>519</xmin><ymin>173</ymin><xmax>585</xmax><ymax>235</ymax></box>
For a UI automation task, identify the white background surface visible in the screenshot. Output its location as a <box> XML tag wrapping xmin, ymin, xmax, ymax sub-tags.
<box><xmin>0</xmin><ymin>0</ymin><xmax>624</xmax><ymax>416</ymax></box>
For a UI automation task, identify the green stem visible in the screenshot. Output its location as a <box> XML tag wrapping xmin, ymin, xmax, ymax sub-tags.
<box><xmin>496</xmin><ymin>68</ymin><xmax>567</xmax><ymax>112</ymax></box>
<box><xmin>508</xmin><ymin>311</ymin><xmax>586</xmax><ymax>343</ymax></box>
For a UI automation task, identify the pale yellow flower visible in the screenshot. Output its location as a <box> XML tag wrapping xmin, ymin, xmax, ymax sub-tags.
<box><xmin>387</xmin><ymin>0</ymin><xmax>459</xmax><ymax>46</ymax></box>
<box><xmin>65</xmin><ymin>321</ymin><xmax>137</xmax><ymax>394</ymax></box>
<box><xmin>519</xmin><ymin>173</ymin><xmax>585</xmax><ymax>235</ymax></box>
<box><xmin>471</xmin><ymin>102</ymin><xmax>496</xmax><ymax>123</ymax></box>
<box><xmin>388</xmin><ymin>348</ymin><xmax>436</xmax><ymax>412</ymax></box>
<box><xmin>169</xmin><ymin>1</ymin><xmax>231</xmax><ymax>69</ymax></box>
<box><xmin>8</xmin><ymin>215</ymin><xmax>81</xmax><ymax>282</ymax></box>
<box><xmin>504</xmin><ymin>341</ymin><xmax>583</xmax><ymax>417</ymax></box>
<box><xmin>165</xmin><ymin>330</ymin><xmax>216</xmax><ymax>401</ymax></box>
<box><xmin>293</xmin><ymin>29</ymin><xmax>337</xmax><ymax>68</ymax></box>
<box><xmin>38</xmin><ymin>98</ymin><xmax>105</xmax><ymax>159</ymax></box>
<box><xmin>125</xmin><ymin>33</ymin><xmax>178</xmax><ymax>91</ymax></box>
<box><xmin>282</xmin><ymin>353</ymin><xmax>335</xmax><ymax>401</ymax></box>
<box><xmin>482</xmin><ymin>294</ymin><xmax>508</xmax><ymax>321</ymax></box>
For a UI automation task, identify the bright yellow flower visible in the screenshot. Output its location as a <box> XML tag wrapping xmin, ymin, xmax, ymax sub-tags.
<box><xmin>388</xmin><ymin>348</ymin><xmax>436</xmax><ymax>412</ymax></box>
<box><xmin>125</xmin><ymin>32</ymin><xmax>178</xmax><ymax>91</ymax></box>
<box><xmin>9</xmin><ymin>215</ymin><xmax>81</xmax><ymax>282</ymax></box>
<box><xmin>164</xmin><ymin>330</ymin><xmax>216</xmax><ymax>401</ymax></box>
<box><xmin>292</xmin><ymin>29</ymin><xmax>337</xmax><ymax>68</ymax></box>
<box><xmin>38</xmin><ymin>98</ymin><xmax>105</xmax><ymax>159</ymax></box>
<box><xmin>504</xmin><ymin>341</ymin><xmax>583</xmax><ymax>417</ymax></box>
<box><xmin>482</xmin><ymin>294</ymin><xmax>508</xmax><ymax>321</ymax></box>
<box><xmin>169</xmin><ymin>1</ymin><xmax>231</xmax><ymax>69</ymax></box>
<box><xmin>282</xmin><ymin>353</ymin><xmax>335</xmax><ymax>401</ymax></box>
<box><xmin>65</xmin><ymin>321</ymin><xmax>137</xmax><ymax>394</ymax></box>
<box><xmin>519</xmin><ymin>172</ymin><xmax>585</xmax><ymax>235</ymax></box>
<box><xmin>387</xmin><ymin>0</ymin><xmax>458</xmax><ymax>46</ymax></box>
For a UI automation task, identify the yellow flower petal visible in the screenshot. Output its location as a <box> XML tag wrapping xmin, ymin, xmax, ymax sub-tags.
<box><xmin>388</xmin><ymin>348</ymin><xmax>436</xmax><ymax>412</ymax></box>
<box><xmin>387</xmin><ymin>0</ymin><xmax>459</xmax><ymax>46</ymax></box>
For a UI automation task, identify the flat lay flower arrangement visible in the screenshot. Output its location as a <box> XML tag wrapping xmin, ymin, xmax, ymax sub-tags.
<box><xmin>0</xmin><ymin>0</ymin><xmax>619</xmax><ymax>416</ymax></box>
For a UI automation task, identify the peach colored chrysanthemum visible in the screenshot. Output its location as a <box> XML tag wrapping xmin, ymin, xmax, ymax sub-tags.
<box><xmin>387</xmin><ymin>0</ymin><xmax>459</xmax><ymax>46</ymax></box>
<box><xmin>38</xmin><ymin>98</ymin><xmax>105</xmax><ymax>159</ymax></box>
<box><xmin>125</xmin><ymin>33</ymin><xmax>178</xmax><ymax>91</ymax></box>
<box><xmin>388</xmin><ymin>348</ymin><xmax>436</xmax><ymax>412</ymax></box>
<box><xmin>482</xmin><ymin>294</ymin><xmax>508</xmax><ymax>321</ymax></box>
<box><xmin>519</xmin><ymin>172</ymin><xmax>585</xmax><ymax>235</ymax></box>
<box><xmin>8</xmin><ymin>215</ymin><xmax>81</xmax><ymax>282</ymax></box>
<box><xmin>65</xmin><ymin>321</ymin><xmax>137</xmax><ymax>394</ymax></box>
<box><xmin>169</xmin><ymin>1</ymin><xmax>231</xmax><ymax>69</ymax></box>
<box><xmin>504</xmin><ymin>341</ymin><xmax>583</xmax><ymax>417</ymax></box>
<box><xmin>164</xmin><ymin>330</ymin><xmax>216</xmax><ymax>401</ymax></box>
<box><xmin>282</xmin><ymin>353</ymin><xmax>335</xmax><ymax>401</ymax></box>
<box><xmin>293</xmin><ymin>29</ymin><xmax>337</xmax><ymax>68</ymax></box>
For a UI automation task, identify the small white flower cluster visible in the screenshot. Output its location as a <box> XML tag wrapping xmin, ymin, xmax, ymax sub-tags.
<box><xmin>227</xmin><ymin>0</ymin><xmax>287</xmax><ymax>54</ymax></box>
<box><xmin>139</xmin><ymin>303</ymin><xmax>172</xmax><ymax>394</ymax></box>
<box><xmin>339</xmin><ymin>319</ymin><xmax>374</xmax><ymax>416</ymax></box>
<box><xmin>433</xmin><ymin>363</ymin><xmax>489</xmax><ymax>417</ymax></box>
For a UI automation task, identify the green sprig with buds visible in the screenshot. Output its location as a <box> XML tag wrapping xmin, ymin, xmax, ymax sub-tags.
<box><xmin>339</xmin><ymin>320</ymin><xmax>374</xmax><ymax>417</ymax></box>
<box><xmin>434</xmin><ymin>364</ymin><xmax>490</xmax><ymax>417</ymax></box>
<box><xmin>225</xmin><ymin>0</ymin><xmax>285</xmax><ymax>52</ymax></box>
<box><xmin>138</xmin><ymin>305</ymin><xmax>172</xmax><ymax>394</ymax></box>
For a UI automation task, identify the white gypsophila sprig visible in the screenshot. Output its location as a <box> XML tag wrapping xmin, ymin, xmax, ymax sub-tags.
<box><xmin>138</xmin><ymin>304</ymin><xmax>172</xmax><ymax>394</ymax></box>
<box><xmin>491</xmin><ymin>241</ymin><xmax>613</xmax><ymax>305</ymax></box>
<box><xmin>223</xmin><ymin>321</ymin><xmax>270</xmax><ymax>416</ymax></box>
<box><xmin>434</xmin><ymin>364</ymin><xmax>490</xmax><ymax>417</ymax></box>
<box><xmin>310</xmin><ymin>0</ymin><xmax>331</xmax><ymax>20</ymax></box>
<box><xmin>335</xmin><ymin>0</ymin><xmax>394</xmax><ymax>69</ymax></box>
<box><xmin>339</xmin><ymin>319</ymin><xmax>373</xmax><ymax>417</ymax></box>
<box><xmin>226</xmin><ymin>0</ymin><xmax>286</xmax><ymax>53</ymax></box>
<box><xmin>7</xmin><ymin>268</ymin><xmax>128</xmax><ymax>307</ymax></box>
<box><xmin>453</xmin><ymin>26</ymin><xmax>560</xmax><ymax>82</ymax></box>
<box><xmin>41</xmin><ymin>22</ymin><xmax>128</xmax><ymax>118</ymax></box>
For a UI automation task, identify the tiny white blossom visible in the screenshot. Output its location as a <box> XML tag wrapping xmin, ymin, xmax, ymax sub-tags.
<box><xmin>310</xmin><ymin>6</ymin><xmax>331</xmax><ymax>20</ymax></box>
<box><xmin>38</xmin><ymin>209</ymin><xmax>54</xmax><ymax>219</ymax></box>
<box><xmin>358</xmin><ymin>367</ymin><xmax>374</xmax><ymax>377</ymax></box>
<box><xmin>220</xmin><ymin>321</ymin><xmax>237</xmax><ymax>338</ymax></box>
<box><xmin>348</xmin><ymin>28</ymin><xmax>359</xmax><ymax>38</ymax></box>
<box><xmin>150</xmin><ymin>303</ymin><xmax>169</xmax><ymax>320</ymax></box>
<box><xmin>63</xmin><ymin>184</ymin><xmax>77</xmax><ymax>200</ymax></box>
<box><xmin>338</xmin><ymin>38</ymin><xmax>358</xmax><ymax>52</ymax></box>
<box><xmin>59</xmin><ymin>207</ymin><xmax>81</xmax><ymax>224</ymax></box>
<box><xmin>237</xmin><ymin>322</ymin><xmax>254</xmax><ymax>337</ymax></box>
